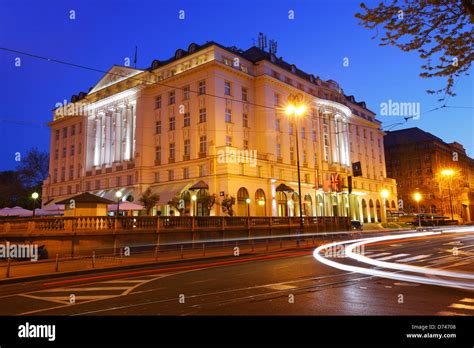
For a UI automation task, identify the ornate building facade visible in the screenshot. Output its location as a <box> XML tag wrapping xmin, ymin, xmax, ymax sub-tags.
<box><xmin>43</xmin><ymin>41</ymin><xmax>397</xmax><ymax>222</ymax></box>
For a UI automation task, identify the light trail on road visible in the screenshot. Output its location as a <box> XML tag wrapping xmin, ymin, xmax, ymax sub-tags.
<box><xmin>313</xmin><ymin>230</ymin><xmax>474</xmax><ymax>291</ymax></box>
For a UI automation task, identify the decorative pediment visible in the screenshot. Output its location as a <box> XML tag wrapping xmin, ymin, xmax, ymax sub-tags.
<box><xmin>88</xmin><ymin>65</ymin><xmax>144</xmax><ymax>94</ymax></box>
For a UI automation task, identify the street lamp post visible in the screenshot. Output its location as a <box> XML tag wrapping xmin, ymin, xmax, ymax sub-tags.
<box><xmin>441</xmin><ymin>169</ymin><xmax>455</xmax><ymax>221</ymax></box>
<box><xmin>115</xmin><ymin>191</ymin><xmax>123</xmax><ymax>217</ymax></box>
<box><xmin>32</xmin><ymin>192</ymin><xmax>39</xmax><ymax>217</ymax></box>
<box><xmin>246</xmin><ymin>198</ymin><xmax>251</xmax><ymax>216</ymax></box>
<box><xmin>414</xmin><ymin>192</ymin><xmax>422</xmax><ymax>227</ymax></box>
<box><xmin>286</xmin><ymin>94</ymin><xmax>307</xmax><ymax>243</ymax></box>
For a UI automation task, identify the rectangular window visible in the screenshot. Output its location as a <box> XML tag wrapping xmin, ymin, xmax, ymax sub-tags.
<box><xmin>199</xmin><ymin>165</ymin><xmax>206</xmax><ymax>177</ymax></box>
<box><xmin>54</xmin><ymin>149</ymin><xmax>59</xmax><ymax>160</ymax></box>
<box><xmin>154</xmin><ymin>172</ymin><xmax>160</xmax><ymax>183</ymax></box>
<box><xmin>243</xmin><ymin>139</ymin><xmax>249</xmax><ymax>150</ymax></box>
<box><xmin>198</xmin><ymin>80</ymin><xmax>206</xmax><ymax>95</ymax></box>
<box><xmin>274</xmin><ymin>93</ymin><xmax>280</xmax><ymax>106</ymax></box>
<box><xmin>155</xmin><ymin>146</ymin><xmax>161</xmax><ymax>162</ymax></box>
<box><xmin>312</xmin><ymin>131</ymin><xmax>316</xmax><ymax>142</ymax></box>
<box><xmin>71</xmin><ymin>125</ymin><xmax>75</xmax><ymax>136</ymax></box>
<box><xmin>55</xmin><ymin>130</ymin><xmax>60</xmax><ymax>141</ymax></box>
<box><xmin>70</xmin><ymin>145</ymin><xmax>75</xmax><ymax>156</ymax></box>
<box><xmin>301</xmin><ymin>127</ymin><xmax>305</xmax><ymax>138</ymax></box>
<box><xmin>168</xmin><ymin>170</ymin><xmax>174</xmax><ymax>181</ymax></box>
<box><xmin>224</xmin><ymin>81</ymin><xmax>231</xmax><ymax>96</ymax></box>
<box><xmin>276</xmin><ymin>143</ymin><xmax>281</xmax><ymax>158</ymax></box>
<box><xmin>155</xmin><ymin>95</ymin><xmax>162</xmax><ymax>109</ymax></box>
<box><xmin>242</xmin><ymin>87</ymin><xmax>248</xmax><ymax>101</ymax></box>
<box><xmin>183</xmin><ymin>167</ymin><xmax>189</xmax><ymax>179</ymax></box>
<box><xmin>184</xmin><ymin>139</ymin><xmax>190</xmax><ymax>157</ymax></box>
<box><xmin>239</xmin><ymin>163</ymin><xmax>244</xmax><ymax>175</ymax></box>
<box><xmin>183</xmin><ymin>112</ymin><xmax>190</xmax><ymax>127</ymax></box>
<box><xmin>63</xmin><ymin>128</ymin><xmax>67</xmax><ymax>138</ymax></box>
<box><xmin>53</xmin><ymin>168</ymin><xmax>58</xmax><ymax>183</ymax></box>
<box><xmin>199</xmin><ymin>136</ymin><xmax>207</xmax><ymax>154</ymax></box>
<box><xmin>62</xmin><ymin>147</ymin><xmax>67</xmax><ymax>158</ymax></box>
<box><xmin>199</xmin><ymin>108</ymin><xmax>206</xmax><ymax>123</ymax></box>
<box><xmin>289</xmin><ymin>124</ymin><xmax>293</xmax><ymax>135</ymax></box>
<box><xmin>305</xmin><ymin>173</ymin><xmax>310</xmax><ymax>183</ymax></box>
<box><xmin>290</xmin><ymin>147</ymin><xmax>294</xmax><ymax>161</ymax></box>
<box><xmin>169</xmin><ymin>116</ymin><xmax>175</xmax><ymax>131</ymax></box>
<box><xmin>127</xmin><ymin>175</ymin><xmax>133</xmax><ymax>185</ymax></box>
<box><xmin>168</xmin><ymin>91</ymin><xmax>175</xmax><ymax>105</ymax></box>
<box><xmin>116</xmin><ymin>176</ymin><xmax>121</xmax><ymax>187</ymax></box>
<box><xmin>156</xmin><ymin>121</ymin><xmax>161</xmax><ymax>134</ymax></box>
<box><xmin>85</xmin><ymin>181</ymin><xmax>90</xmax><ymax>191</ymax></box>
<box><xmin>242</xmin><ymin>113</ymin><xmax>248</xmax><ymax>127</ymax></box>
<box><xmin>225</xmin><ymin>108</ymin><xmax>232</xmax><ymax>123</ymax></box>
<box><xmin>183</xmin><ymin>85</ymin><xmax>190</xmax><ymax>100</ymax></box>
<box><xmin>323</xmin><ymin>125</ymin><xmax>329</xmax><ymax>161</ymax></box>
<box><xmin>226</xmin><ymin>136</ymin><xmax>232</xmax><ymax>147</ymax></box>
<box><xmin>95</xmin><ymin>180</ymin><xmax>100</xmax><ymax>190</ymax></box>
<box><xmin>69</xmin><ymin>165</ymin><xmax>74</xmax><ymax>180</ymax></box>
<box><xmin>169</xmin><ymin>143</ymin><xmax>175</xmax><ymax>161</ymax></box>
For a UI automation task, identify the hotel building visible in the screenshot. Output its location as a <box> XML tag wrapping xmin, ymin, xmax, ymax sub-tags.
<box><xmin>42</xmin><ymin>41</ymin><xmax>397</xmax><ymax>222</ymax></box>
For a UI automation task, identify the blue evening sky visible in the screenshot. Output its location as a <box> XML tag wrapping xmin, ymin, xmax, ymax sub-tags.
<box><xmin>0</xmin><ymin>0</ymin><xmax>472</xmax><ymax>170</ymax></box>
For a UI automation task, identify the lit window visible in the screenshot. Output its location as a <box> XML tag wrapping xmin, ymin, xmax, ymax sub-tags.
<box><xmin>225</xmin><ymin>108</ymin><xmax>232</xmax><ymax>123</ymax></box>
<box><xmin>224</xmin><ymin>81</ymin><xmax>231</xmax><ymax>96</ymax></box>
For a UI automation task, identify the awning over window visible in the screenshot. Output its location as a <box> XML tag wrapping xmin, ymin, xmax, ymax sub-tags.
<box><xmin>150</xmin><ymin>182</ymin><xmax>193</xmax><ymax>204</ymax></box>
<box><xmin>275</xmin><ymin>183</ymin><xmax>294</xmax><ymax>192</ymax></box>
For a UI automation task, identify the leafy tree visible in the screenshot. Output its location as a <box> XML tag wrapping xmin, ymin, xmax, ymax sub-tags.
<box><xmin>16</xmin><ymin>148</ymin><xmax>49</xmax><ymax>188</ymax></box>
<box><xmin>200</xmin><ymin>193</ymin><xmax>217</xmax><ymax>216</ymax></box>
<box><xmin>221</xmin><ymin>195</ymin><xmax>236</xmax><ymax>216</ymax></box>
<box><xmin>168</xmin><ymin>194</ymin><xmax>186</xmax><ymax>216</ymax></box>
<box><xmin>0</xmin><ymin>171</ymin><xmax>28</xmax><ymax>208</ymax></box>
<box><xmin>138</xmin><ymin>188</ymin><xmax>160</xmax><ymax>215</ymax></box>
<box><xmin>356</xmin><ymin>0</ymin><xmax>473</xmax><ymax>100</ymax></box>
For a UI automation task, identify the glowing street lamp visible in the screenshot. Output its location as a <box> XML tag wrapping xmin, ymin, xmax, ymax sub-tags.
<box><xmin>285</xmin><ymin>93</ymin><xmax>307</xmax><ymax>243</ymax></box>
<box><xmin>246</xmin><ymin>198</ymin><xmax>251</xmax><ymax>216</ymax></box>
<box><xmin>191</xmin><ymin>194</ymin><xmax>197</xmax><ymax>216</ymax></box>
<box><xmin>32</xmin><ymin>192</ymin><xmax>39</xmax><ymax>217</ymax></box>
<box><xmin>414</xmin><ymin>192</ymin><xmax>422</xmax><ymax>227</ymax></box>
<box><xmin>441</xmin><ymin>169</ymin><xmax>455</xmax><ymax>221</ymax></box>
<box><xmin>115</xmin><ymin>191</ymin><xmax>123</xmax><ymax>217</ymax></box>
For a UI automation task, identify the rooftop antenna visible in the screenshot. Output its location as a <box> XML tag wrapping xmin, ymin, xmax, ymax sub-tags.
<box><xmin>269</xmin><ymin>39</ymin><xmax>278</xmax><ymax>54</ymax></box>
<box><xmin>134</xmin><ymin>46</ymin><xmax>138</xmax><ymax>68</ymax></box>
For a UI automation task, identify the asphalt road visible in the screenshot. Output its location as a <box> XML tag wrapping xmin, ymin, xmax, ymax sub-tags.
<box><xmin>0</xmin><ymin>229</ymin><xmax>472</xmax><ymax>316</ymax></box>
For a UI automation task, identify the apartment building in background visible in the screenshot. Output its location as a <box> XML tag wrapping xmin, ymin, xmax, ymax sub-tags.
<box><xmin>384</xmin><ymin>127</ymin><xmax>474</xmax><ymax>223</ymax></box>
<box><xmin>43</xmin><ymin>41</ymin><xmax>397</xmax><ymax>222</ymax></box>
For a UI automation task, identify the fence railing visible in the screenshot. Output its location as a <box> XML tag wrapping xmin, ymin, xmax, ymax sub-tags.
<box><xmin>0</xmin><ymin>215</ymin><xmax>350</xmax><ymax>234</ymax></box>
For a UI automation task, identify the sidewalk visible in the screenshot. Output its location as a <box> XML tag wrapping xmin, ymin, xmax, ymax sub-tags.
<box><xmin>0</xmin><ymin>237</ymin><xmax>324</xmax><ymax>284</ymax></box>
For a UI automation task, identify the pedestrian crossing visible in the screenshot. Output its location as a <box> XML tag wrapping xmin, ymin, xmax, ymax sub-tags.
<box><xmin>19</xmin><ymin>274</ymin><xmax>168</xmax><ymax>305</ymax></box>
<box><xmin>438</xmin><ymin>298</ymin><xmax>474</xmax><ymax>316</ymax></box>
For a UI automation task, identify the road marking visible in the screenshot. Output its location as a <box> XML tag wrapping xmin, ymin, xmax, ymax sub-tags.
<box><xmin>449</xmin><ymin>303</ymin><xmax>474</xmax><ymax>310</ymax></box>
<box><xmin>396</xmin><ymin>254</ymin><xmax>432</xmax><ymax>263</ymax></box>
<box><xmin>38</xmin><ymin>287</ymin><xmax>131</xmax><ymax>292</ymax></box>
<box><xmin>437</xmin><ymin>311</ymin><xmax>468</xmax><ymax>316</ymax></box>
<box><xmin>103</xmin><ymin>279</ymin><xmax>146</xmax><ymax>284</ymax></box>
<box><xmin>367</xmin><ymin>253</ymin><xmax>391</xmax><ymax>258</ymax></box>
<box><xmin>375</xmin><ymin>254</ymin><xmax>409</xmax><ymax>261</ymax></box>
<box><xmin>460</xmin><ymin>298</ymin><xmax>474</xmax><ymax>303</ymax></box>
<box><xmin>265</xmin><ymin>284</ymin><xmax>296</xmax><ymax>290</ymax></box>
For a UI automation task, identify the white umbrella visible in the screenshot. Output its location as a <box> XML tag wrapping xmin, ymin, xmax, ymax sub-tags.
<box><xmin>108</xmin><ymin>201</ymin><xmax>144</xmax><ymax>211</ymax></box>
<box><xmin>5</xmin><ymin>206</ymin><xmax>33</xmax><ymax>217</ymax></box>
<box><xmin>0</xmin><ymin>207</ymin><xmax>12</xmax><ymax>216</ymax></box>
